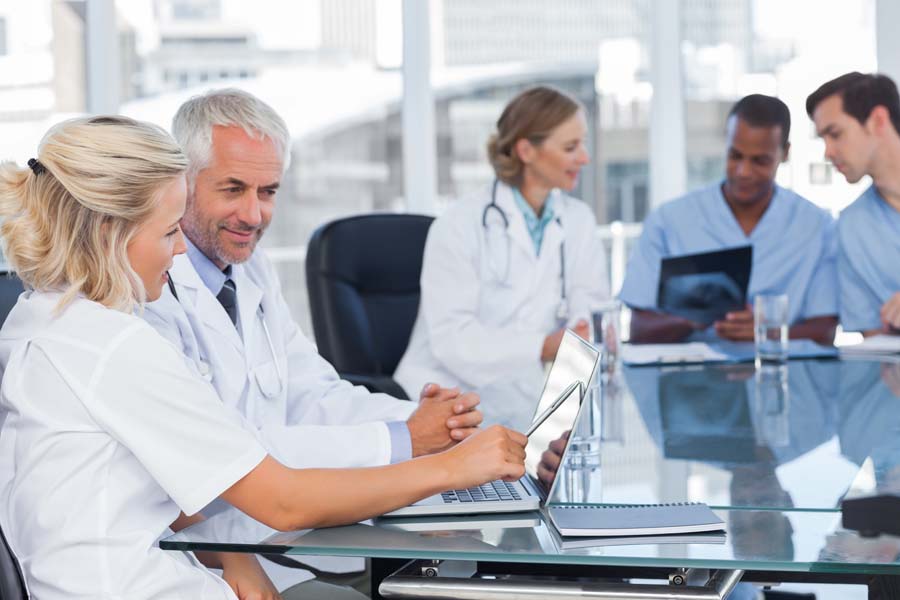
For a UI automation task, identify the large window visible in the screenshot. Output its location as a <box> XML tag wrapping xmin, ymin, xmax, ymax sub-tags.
<box><xmin>0</xmin><ymin>0</ymin><xmax>408</xmax><ymax>330</ymax></box>
<box><xmin>0</xmin><ymin>2</ymin><xmax>55</xmax><ymax>160</ymax></box>
<box><xmin>0</xmin><ymin>0</ymin><xmax>885</xmax><ymax>330</ymax></box>
<box><xmin>433</xmin><ymin>0</ymin><xmax>652</xmax><ymax>226</ymax></box>
<box><xmin>117</xmin><ymin>0</ymin><xmax>405</xmax><ymax>331</ymax></box>
<box><xmin>681</xmin><ymin>0</ymin><xmax>877</xmax><ymax>213</ymax></box>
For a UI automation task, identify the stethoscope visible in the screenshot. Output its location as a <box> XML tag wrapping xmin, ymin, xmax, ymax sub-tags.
<box><xmin>166</xmin><ymin>273</ymin><xmax>285</xmax><ymax>396</ymax></box>
<box><xmin>481</xmin><ymin>179</ymin><xmax>569</xmax><ymax>324</ymax></box>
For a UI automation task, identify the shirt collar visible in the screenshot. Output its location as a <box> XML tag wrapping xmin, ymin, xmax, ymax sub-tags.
<box><xmin>512</xmin><ymin>188</ymin><xmax>556</xmax><ymax>227</ymax></box>
<box><xmin>512</xmin><ymin>187</ymin><xmax>557</xmax><ymax>254</ymax></box>
<box><xmin>716</xmin><ymin>180</ymin><xmax>783</xmax><ymax>239</ymax></box>
<box><xmin>184</xmin><ymin>236</ymin><xmax>230</xmax><ymax>295</ymax></box>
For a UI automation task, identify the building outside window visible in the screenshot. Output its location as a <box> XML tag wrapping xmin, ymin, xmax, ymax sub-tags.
<box><xmin>0</xmin><ymin>0</ymin><xmax>880</xmax><ymax>329</ymax></box>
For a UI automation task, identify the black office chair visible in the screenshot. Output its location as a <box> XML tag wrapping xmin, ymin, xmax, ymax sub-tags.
<box><xmin>0</xmin><ymin>271</ymin><xmax>25</xmax><ymax>327</ymax></box>
<box><xmin>306</xmin><ymin>213</ymin><xmax>434</xmax><ymax>399</ymax></box>
<box><xmin>0</xmin><ymin>524</ymin><xmax>27</xmax><ymax>600</ymax></box>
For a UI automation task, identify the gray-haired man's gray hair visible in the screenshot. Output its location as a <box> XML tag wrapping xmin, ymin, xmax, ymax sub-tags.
<box><xmin>172</xmin><ymin>88</ymin><xmax>292</xmax><ymax>186</ymax></box>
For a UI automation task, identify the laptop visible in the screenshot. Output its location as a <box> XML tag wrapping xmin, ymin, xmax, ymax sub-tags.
<box><xmin>382</xmin><ymin>330</ymin><xmax>600</xmax><ymax>517</ymax></box>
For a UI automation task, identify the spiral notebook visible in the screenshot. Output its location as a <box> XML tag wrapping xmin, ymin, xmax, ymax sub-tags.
<box><xmin>547</xmin><ymin>502</ymin><xmax>725</xmax><ymax>537</ymax></box>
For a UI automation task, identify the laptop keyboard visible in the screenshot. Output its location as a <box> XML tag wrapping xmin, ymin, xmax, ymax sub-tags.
<box><xmin>441</xmin><ymin>480</ymin><xmax>521</xmax><ymax>504</ymax></box>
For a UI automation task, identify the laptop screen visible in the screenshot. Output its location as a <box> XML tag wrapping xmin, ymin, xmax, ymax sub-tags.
<box><xmin>523</xmin><ymin>330</ymin><xmax>600</xmax><ymax>500</ymax></box>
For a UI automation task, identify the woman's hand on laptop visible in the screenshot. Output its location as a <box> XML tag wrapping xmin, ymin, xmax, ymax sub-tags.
<box><xmin>408</xmin><ymin>384</ymin><xmax>483</xmax><ymax>456</ymax></box>
<box><xmin>439</xmin><ymin>425</ymin><xmax>527</xmax><ymax>488</ymax></box>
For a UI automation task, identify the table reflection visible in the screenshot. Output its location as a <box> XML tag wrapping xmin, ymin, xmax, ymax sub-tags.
<box><xmin>837</xmin><ymin>361</ymin><xmax>900</xmax><ymax>489</ymax></box>
<box><xmin>473</xmin><ymin>358</ymin><xmax>900</xmax><ymax>510</ymax></box>
<box><xmin>622</xmin><ymin>359</ymin><xmax>900</xmax><ymax>509</ymax></box>
<box><xmin>627</xmin><ymin>361</ymin><xmax>838</xmax><ymax>464</ymax></box>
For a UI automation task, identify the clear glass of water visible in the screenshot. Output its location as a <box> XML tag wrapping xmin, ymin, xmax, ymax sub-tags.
<box><xmin>754</xmin><ymin>294</ymin><xmax>789</xmax><ymax>364</ymax></box>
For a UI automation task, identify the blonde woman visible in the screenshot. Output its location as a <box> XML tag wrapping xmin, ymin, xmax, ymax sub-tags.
<box><xmin>395</xmin><ymin>86</ymin><xmax>610</xmax><ymax>398</ymax></box>
<box><xmin>0</xmin><ymin>116</ymin><xmax>527</xmax><ymax>600</ymax></box>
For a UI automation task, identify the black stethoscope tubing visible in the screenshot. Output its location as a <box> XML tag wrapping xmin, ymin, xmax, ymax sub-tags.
<box><xmin>481</xmin><ymin>179</ymin><xmax>567</xmax><ymax>309</ymax></box>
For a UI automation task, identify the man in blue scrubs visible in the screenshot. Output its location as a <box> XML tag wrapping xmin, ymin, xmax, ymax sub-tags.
<box><xmin>806</xmin><ymin>73</ymin><xmax>900</xmax><ymax>335</ymax></box>
<box><xmin>620</xmin><ymin>95</ymin><xmax>838</xmax><ymax>344</ymax></box>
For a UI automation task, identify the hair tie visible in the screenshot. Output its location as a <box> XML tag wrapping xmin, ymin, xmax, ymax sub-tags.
<box><xmin>27</xmin><ymin>158</ymin><xmax>45</xmax><ymax>176</ymax></box>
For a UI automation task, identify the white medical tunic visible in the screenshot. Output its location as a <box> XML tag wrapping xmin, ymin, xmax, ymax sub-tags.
<box><xmin>618</xmin><ymin>182</ymin><xmax>838</xmax><ymax>338</ymax></box>
<box><xmin>143</xmin><ymin>250</ymin><xmax>415</xmax><ymax>471</ymax></box>
<box><xmin>394</xmin><ymin>181</ymin><xmax>610</xmax><ymax>398</ymax></box>
<box><xmin>0</xmin><ymin>292</ymin><xmax>267</xmax><ymax>599</ymax></box>
<box><xmin>143</xmin><ymin>249</ymin><xmax>413</xmax><ymax>589</ymax></box>
<box><xmin>836</xmin><ymin>185</ymin><xmax>900</xmax><ymax>332</ymax></box>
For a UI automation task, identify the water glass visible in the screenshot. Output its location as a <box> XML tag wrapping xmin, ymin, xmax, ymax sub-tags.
<box><xmin>591</xmin><ymin>300</ymin><xmax>621</xmax><ymax>374</ymax></box>
<box><xmin>754</xmin><ymin>294</ymin><xmax>789</xmax><ymax>364</ymax></box>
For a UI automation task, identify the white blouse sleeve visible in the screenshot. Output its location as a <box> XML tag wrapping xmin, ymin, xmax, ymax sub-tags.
<box><xmin>82</xmin><ymin>321</ymin><xmax>267</xmax><ymax>515</ymax></box>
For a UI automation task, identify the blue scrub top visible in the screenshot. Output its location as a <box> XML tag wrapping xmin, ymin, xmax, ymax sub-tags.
<box><xmin>836</xmin><ymin>184</ymin><xmax>900</xmax><ymax>332</ymax></box>
<box><xmin>619</xmin><ymin>182</ymin><xmax>838</xmax><ymax>334</ymax></box>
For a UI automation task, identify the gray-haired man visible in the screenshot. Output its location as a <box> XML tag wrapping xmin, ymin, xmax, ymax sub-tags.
<box><xmin>144</xmin><ymin>89</ymin><xmax>483</xmax><ymax>599</ymax></box>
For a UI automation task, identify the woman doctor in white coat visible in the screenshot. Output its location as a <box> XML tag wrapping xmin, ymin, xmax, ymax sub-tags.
<box><xmin>0</xmin><ymin>116</ymin><xmax>527</xmax><ymax>600</ymax></box>
<box><xmin>396</xmin><ymin>86</ymin><xmax>610</xmax><ymax>398</ymax></box>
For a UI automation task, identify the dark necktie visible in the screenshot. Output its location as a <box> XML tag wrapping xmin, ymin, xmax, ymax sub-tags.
<box><xmin>217</xmin><ymin>278</ymin><xmax>237</xmax><ymax>326</ymax></box>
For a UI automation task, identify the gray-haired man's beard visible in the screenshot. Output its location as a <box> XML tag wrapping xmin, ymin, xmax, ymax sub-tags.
<box><xmin>180</xmin><ymin>213</ymin><xmax>266</xmax><ymax>267</ymax></box>
<box><xmin>211</xmin><ymin>225</ymin><xmax>265</xmax><ymax>266</ymax></box>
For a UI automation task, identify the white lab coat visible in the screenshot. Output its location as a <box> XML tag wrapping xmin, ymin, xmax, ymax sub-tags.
<box><xmin>395</xmin><ymin>181</ymin><xmax>610</xmax><ymax>398</ymax></box>
<box><xmin>144</xmin><ymin>250</ymin><xmax>418</xmax><ymax>590</ymax></box>
<box><xmin>0</xmin><ymin>291</ymin><xmax>267</xmax><ymax>600</ymax></box>
<box><xmin>145</xmin><ymin>251</ymin><xmax>415</xmax><ymax>471</ymax></box>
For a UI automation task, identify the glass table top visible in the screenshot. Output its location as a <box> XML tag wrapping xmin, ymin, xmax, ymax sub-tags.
<box><xmin>161</xmin><ymin>504</ymin><xmax>900</xmax><ymax>574</ymax></box>
<box><xmin>161</xmin><ymin>358</ymin><xmax>900</xmax><ymax>575</ymax></box>
<box><xmin>477</xmin><ymin>357</ymin><xmax>900</xmax><ymax>511</ymax></box>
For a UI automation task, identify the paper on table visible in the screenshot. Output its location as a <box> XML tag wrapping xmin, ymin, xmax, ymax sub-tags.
<box><xmin>713</xmin><ymin>339</ymin><xmax>838</xmax><ymax>361</ymax></box>
<box><xmin>840</xmin><ymin>334</ymin><xmax>900</xmax><ymax>355</ymax></box>
<box><xmin>623</xmin><ymin>340</ymin><xmax>838</xmax><ymax>365</ymax></box>
<box><xmin>622</xmin><ymin>342</ymin><xmax>729</xmax><ymax>365</ymax></box>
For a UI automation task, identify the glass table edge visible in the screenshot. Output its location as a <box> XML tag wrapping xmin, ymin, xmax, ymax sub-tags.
<box><xmin>158</xmin><ymin>539</ymin><xmax>900</xmax><ymax>576</ymax></box>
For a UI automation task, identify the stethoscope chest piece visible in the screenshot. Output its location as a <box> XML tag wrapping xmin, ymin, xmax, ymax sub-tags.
<box><xmin>481</xmin><ymin>179</ymin><xmax>569</xmax><ymax>323</ymax></box>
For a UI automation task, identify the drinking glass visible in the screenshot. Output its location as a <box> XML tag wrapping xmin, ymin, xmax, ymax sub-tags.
<box><xmin>754</xmin><ymin>294</ymin><xmax>789</xmax><ymax>364</ymax></box>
